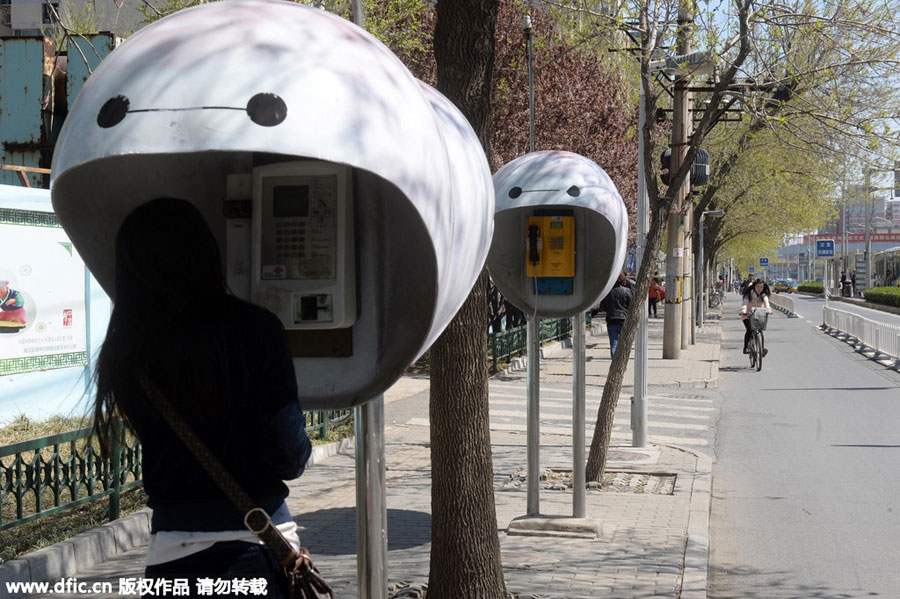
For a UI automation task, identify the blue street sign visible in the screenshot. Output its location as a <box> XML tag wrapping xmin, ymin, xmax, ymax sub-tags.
<box><xmin>760</xmin><ymin>257</ymin><xmax>769</xmax><ymax>266</ymax></box>
<box><xmin>749</xmin><ymin>266</ymin><xmax>756</xmax><ymax>273</ymax></box>
<box><xmin>816</xmin><ymin>239</ymin><xmax>835</xmax><ymax>257</ymax></box>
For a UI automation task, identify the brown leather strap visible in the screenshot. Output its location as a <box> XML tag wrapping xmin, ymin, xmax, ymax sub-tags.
<box><xmin>139</xmin><ymin>377</ymin><xmax>299</xmax><ymax>567</ymax></box>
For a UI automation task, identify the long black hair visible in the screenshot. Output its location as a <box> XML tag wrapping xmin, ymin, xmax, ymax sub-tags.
<box><xmin>742</xmin><ymin>278</ymin><xmax>770</xmax><ymax>300</ymax></box>
<box><xmin>93</xmin><ymin>198</ymin><xmax>236</xmax><ymax>456</ymax></box>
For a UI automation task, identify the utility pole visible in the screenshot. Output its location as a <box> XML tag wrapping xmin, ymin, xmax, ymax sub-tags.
<box><xmin>663</xmin><ymin>4</ymin><xmax>692</xmax><ymax>359</ymax></box>
<box><xmin>841</xmin><ymin>183</ymin><xmax>848</xmax><ymax>273</ymax></box>
<box><xmin>865</xmin><ymin>169</ymin><xmax>873</xmax><ymax>290</ymax></box>
<box><xmin>684</xmin><ymin>201</ymin><xmax>693</xmax><ymax>348</ymax></box>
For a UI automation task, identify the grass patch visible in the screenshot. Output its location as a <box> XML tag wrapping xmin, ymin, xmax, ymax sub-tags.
<box><xmin>0</xmin><ymin>414</ymin><xmax>91</xmax><ymax>446</ymax></box>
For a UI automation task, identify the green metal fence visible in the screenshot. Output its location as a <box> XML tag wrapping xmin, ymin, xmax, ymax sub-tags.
<box><xmin>0</xmin><ymin>423</ymin><xmax>142</xmax><ymax>532</ymax></box>
<box><xmin>0</xmin><ymin>410</ymin><xmax>352</xmax><ymax>532</ymax></box>
<box><xmin>489</xmin><ymin>316</ymin><xmax>582</xmax><ymax>373</ymax></box>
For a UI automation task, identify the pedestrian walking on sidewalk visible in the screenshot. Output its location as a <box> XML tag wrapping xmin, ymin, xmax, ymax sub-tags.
<box><xmin>648</xmin><ymin>277</ymin><xmax>662</xmax><ymax>318</ymax></box>
<box><xmin>600</xmin><ymin>272</ymin><xmax>632</xmax><ymax>358</ymax></box>
<box><xmin>92</xmin><ymin>198</ymin><xmax>313</xmax><ymax>597</ymax></box>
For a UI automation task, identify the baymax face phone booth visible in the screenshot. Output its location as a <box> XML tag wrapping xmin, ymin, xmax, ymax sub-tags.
<box><xmin>50</xmin><ymin>0</ymin><xmax>494</xmax><ymax>410</ymax></box>
<box><xmin>487</xmin><ymin>151</ymin><xmax>628</xmax><ymax>317</ymax></box>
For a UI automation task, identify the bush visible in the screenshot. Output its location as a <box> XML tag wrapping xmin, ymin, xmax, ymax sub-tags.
<box><xmin>862</xmin><ymin>286</ymin><xmax>900</xmax><ymax>307</ymax></box>
<box><xmin>797</xmin><ymin>281</ymin><xmax>823</xmax><ymax>293</ymax></box>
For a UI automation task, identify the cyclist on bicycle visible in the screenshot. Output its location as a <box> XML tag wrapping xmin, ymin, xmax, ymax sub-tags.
<box><xmin>740</xmin><ymin>278</ymin><xmax>773</xmax><ymax>354</ymax></box>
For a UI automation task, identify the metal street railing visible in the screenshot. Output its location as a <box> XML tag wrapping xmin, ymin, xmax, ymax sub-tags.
<box><xmin>769</xmin><ymin>293</ymin><xmax>797</xmax><ymax>317</ymax></box>
<box><xmin>0</xmin><ymin>424</ymin><xmax>142</xmax><ymax>532</ymax></box>
<box><xmin>0</xmin><ymin>409</ymin><xmax>352</xmax><ymax>531</ymax></box>
<box><xmin>823</xmin><ymin>306</ymin><xmax>900</xmax><ymax>363</ymax></box>
<box><xmin>489</xmin><ymin>316</ymin><xmax>577</xmax><ymax>373</ymax></box>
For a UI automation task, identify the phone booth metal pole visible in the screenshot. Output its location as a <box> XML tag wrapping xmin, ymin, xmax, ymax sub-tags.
<box><xmin>526</xmin><ymin>316</ymin><xmax>541</xmax><ymax>516</ymax></box>
<box><xmin>355</xmin><ymin>395</ymin><xmax>387</xmax><ymax>599</ymax></box>
<box><xmin>633</xmin><ymin>84</ymin><xmax>650</xmax><ymax>448</ymax></box>
<box><xmin>572</xmin><ymin>312</ymin><xmax>586</xmax><ymax>518</ymax></box>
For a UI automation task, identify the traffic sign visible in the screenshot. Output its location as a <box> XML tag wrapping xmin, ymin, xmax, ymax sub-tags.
<box><xmin>816</xmin><ymin>239</ymin><xmax>835</xmax><ymax>257</ymax></box>
<box><xmin>749</xmin><ymin>266</ymin><xmax>755</xmax><ymax>273</ymax></box>
<box><xmin>760</xmin><ymin>257</ymin><xmax>769</xmax><ymax>266</ymax></box>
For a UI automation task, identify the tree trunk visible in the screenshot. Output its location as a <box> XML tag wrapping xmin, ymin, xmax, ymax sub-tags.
<box><xmin>585</xmin><ymin>197</ymin><xmax>671</xmax><ymax>482</ymax></box>
<box><xmin>429</xmin><ymin>271</ymin><xmax>506</xmax><ymax>598</ymax></box>
<box><xmin>428</xmin><ymin>1</ymin><xmax>506</xmax><ymax>597</ymax></box>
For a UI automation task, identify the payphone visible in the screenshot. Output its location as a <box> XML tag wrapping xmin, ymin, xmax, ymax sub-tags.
<box><xmin>50</xmin><ymin>0</ymin><xmax>493</xmax><ymax>409</ymax></box>
<box><xmin>488</xmin><ymin>150</ymin><xmax>628</xmax><ymax>318</ymax></box>
<box><xmin>526</xmin><ymin>212</ymin><xmax>575</xmax><ymax>295</ymax></box>
<box><xmin>251</xmin><ymin>161</ymin><xmax>355</xmax><ymax>330</ymax></box>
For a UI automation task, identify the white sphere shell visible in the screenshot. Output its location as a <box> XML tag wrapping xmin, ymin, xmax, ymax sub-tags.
<box><xmin>50</xmin><ymin>0</ymin><xmax>494</xmax><ymax>407</ymax></box>
<box><xmin>487</xmin><ymin>151</ymin><xmax>628</xmax><ymax>318</ymax></box>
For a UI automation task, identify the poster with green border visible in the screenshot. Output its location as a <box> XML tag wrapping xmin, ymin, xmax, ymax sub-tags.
<box><xmin>0</xmin><ymin>209</ymin><xmax>88</xmax><ymax>376</ymax></box>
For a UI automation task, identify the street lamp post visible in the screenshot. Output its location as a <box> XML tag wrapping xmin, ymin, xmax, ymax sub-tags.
<box><xmin>698</xmin><ymin>209</ymin><xmax>724</xmax><ymax>327</ymax></box>
<box><xmin>524</xmin><ymin>15</ymin><xmax>534</xmax><ymax>153</ymax></box>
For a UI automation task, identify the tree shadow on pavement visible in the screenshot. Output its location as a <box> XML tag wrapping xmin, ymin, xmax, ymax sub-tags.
<box><xmin>708</xmin><ymin>563</ymin><xmax>881</xmax><ymax>598</ymax></box>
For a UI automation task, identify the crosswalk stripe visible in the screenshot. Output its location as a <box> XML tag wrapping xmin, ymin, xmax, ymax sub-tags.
<box><xmin>487</xmin><ymin>398</ymin><xmax>713</xmax><ymax>418</ymax></box>
<box><xmin>406</xmin><ymin>418</ymin><xmax>709</xmax><ymax>446</ymax></box>
<box><xmin>490</xmin><ymin>389</ymin><xmax>715</xmax><ymax>407</ymax></box>
<box><xmin>488</xmin><ymin>408</ymin><xmax>709</xmax><ymax>430</ymax></box>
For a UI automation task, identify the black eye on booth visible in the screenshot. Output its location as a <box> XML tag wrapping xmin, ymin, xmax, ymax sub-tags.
<box><xmin>97</xmin><ymin>95</ymin><xmax>130</xmax><ymax>128</ymax></box>
<box><xmin>567</xmin><ymin>185</ymin><xmax>581</xmax><ymax>197</ymax></box>
<box><xmin>508</xmin><ymin>187</ymin><xmax>523</xmax><ymax>199</ymax></box>
<box><xmin>246</xmin><ymin>93</ymin><xmax>287</xmax><ymax>126</ymax></box>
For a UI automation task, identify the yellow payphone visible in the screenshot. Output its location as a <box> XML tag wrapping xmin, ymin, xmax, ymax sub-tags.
<box><xmin>526</xmin><ymin>211</ymin><xmax>575</xmax><ymax>295</ymax></box>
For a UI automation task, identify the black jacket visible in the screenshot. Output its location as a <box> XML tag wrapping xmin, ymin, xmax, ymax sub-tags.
<box><xmin>600</xmin><ymin>283</ymin><xmax>632</xmax><ymax>324</ymax></box>
<box><xmin>135</xmin><ymin>298</ymin><xmax>312</xmax><ymax>533</ymax></box>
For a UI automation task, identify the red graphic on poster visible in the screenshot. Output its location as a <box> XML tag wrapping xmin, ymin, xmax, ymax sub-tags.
<box><xmin>63</xmin><ymin>309</ymin><xmax>73</xmax><ymax>328</ymax></box>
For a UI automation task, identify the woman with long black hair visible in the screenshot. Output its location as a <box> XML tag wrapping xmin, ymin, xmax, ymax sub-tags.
<box><xmin>739</xmin><ymin>278</ymin><xmax>773</xmax><ymax>355</ymax></box>
<box><xmin>93</xmin><ymin>198</ymin><xmax>311</xmax><ymax>596</ymax></box>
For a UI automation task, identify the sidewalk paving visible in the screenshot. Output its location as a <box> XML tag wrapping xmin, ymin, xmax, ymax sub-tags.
<box><xmin>3</xmin><ymin>310</ymin><xmax>723</xmax><ymax>599</ymax></box>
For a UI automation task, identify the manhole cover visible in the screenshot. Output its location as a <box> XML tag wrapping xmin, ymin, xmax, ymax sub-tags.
<box><xmin>607</xmin><ymin>450</ymin><xmax>646</xmax><ymax>461</ymax></box>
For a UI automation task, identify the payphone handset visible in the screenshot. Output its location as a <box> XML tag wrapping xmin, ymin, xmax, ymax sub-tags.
<box><xmin>525</xmin><ymin>213</ymin><xmax>575</xmax><ymax>295</ymax></box>
<box><xmin>251</xmin><ymin>161</ymin><xmax>356</xmax><ymax>329</ymax></box>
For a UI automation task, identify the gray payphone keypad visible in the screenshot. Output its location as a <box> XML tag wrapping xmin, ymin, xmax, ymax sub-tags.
<box><xmin>261</xmin><ymin>175</ymin><xmax>338</xmax><ymax>280</ymax></box>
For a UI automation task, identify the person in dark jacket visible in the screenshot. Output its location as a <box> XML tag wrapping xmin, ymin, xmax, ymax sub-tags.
<box><xmin>599</xmin><ymin>272</ymin><xmax>633</xmax><ymax>359</ymax></box>
<box><xmin>92</xmin><ymin>198</ymin><xmax>311</xmax><ymax>597</ymax></box>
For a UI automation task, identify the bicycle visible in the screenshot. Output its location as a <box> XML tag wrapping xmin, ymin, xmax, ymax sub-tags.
<box><xmin>747</xmin><ymin>307</ymin><xmax>768</xmax><ymax>371</ymax></box>
<box><xmin>708</xmin><ymin>289</ymin><xmax>722</xmax><ymax>308</ymax></box>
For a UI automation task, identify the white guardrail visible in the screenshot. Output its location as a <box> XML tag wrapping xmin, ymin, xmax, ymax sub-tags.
<box><xmin>823</xmin><ymin>306</ymin><xmax>900</xmax><ymax>363</ymax></box>
<box><xmin>769</xmin><ymin>293</ymin><xmax>797</xmax><ymax>317</ymax></box>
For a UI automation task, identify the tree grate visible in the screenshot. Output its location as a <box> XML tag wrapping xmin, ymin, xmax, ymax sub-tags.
<box><xmin>500</xmin><ymin>468</ymin><xmax>676</xmax><ymax>495</ymax></box>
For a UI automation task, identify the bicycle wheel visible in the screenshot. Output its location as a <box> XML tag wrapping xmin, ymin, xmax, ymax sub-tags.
<box><xmin>754</xmin><ymin>331</ymin><xmax>763</xmax><ymax>371</ymax></box>
<box><xmin>748</xmin><ymin>334</ymin><xmax>757</xmax><ymax>368</ymax></box>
